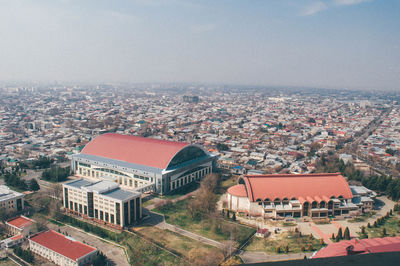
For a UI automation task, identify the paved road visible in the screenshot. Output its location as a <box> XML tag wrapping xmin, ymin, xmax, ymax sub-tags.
<box><xmin>240</xmin><ymin>251</ymin><xmax>313</xmax><ymax>264</ymax></box>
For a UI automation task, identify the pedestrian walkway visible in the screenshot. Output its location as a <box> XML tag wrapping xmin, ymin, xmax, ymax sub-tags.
<box><xmin>310</xmin><ymin>223</ymin><xmax>332</xmax><ymax>244</ymax></box>
<box><xmin>157</xmin><ymin>221</ymin><xmax>225</xmax><ymax>249</ymax></box>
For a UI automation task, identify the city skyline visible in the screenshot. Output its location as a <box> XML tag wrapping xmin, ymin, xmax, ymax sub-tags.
<box><xmin>0</xmin><ymin>0</ymin><xmax>399</xmax><ymax>90</ymax></box>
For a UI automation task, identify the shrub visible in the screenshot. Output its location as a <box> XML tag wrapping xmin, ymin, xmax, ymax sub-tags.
<box><xmin>276</xmin><ymin>246</ymin><xmax>281</xmax><ymax>253</ymax></box>
<box><xmin>307</xmin><ymin>244</ymin><xmax>313</xmax><ymax>251</ymax></box>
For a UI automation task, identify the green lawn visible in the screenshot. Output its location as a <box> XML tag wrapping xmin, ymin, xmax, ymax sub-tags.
<box><xmin>244</xmin><ymin>231</ymin><xmax>324</xmax><ymax>254</ymax></box>
<box><xmin>154</xmin><ymin>198</ymin><xmax>256</xmax><ymax>246</ymax></box>
<box><xmin>363</xmin><ymin>216</ymin><xmax>400</xmax><ymax>238</ymax></box>
<box><xmin>122</xmin><ymin>232</ymin><xmax>183</xmax><ymax>266</ymax></box>
<box><xmin>135</xmin><ymin>226</ymin><xmax>223</xmax><ymax>261</ymax></box>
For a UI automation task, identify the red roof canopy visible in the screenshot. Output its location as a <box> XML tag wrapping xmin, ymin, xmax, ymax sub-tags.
<box><xmin>233</xmin><ymin>173</ymin><xmax>353</xmax><ymax>202</ymax></box>
<box><xmin>6</xmin><ymin>216</ymin><xmax>34</xmax><ymax>229</ymax></box>
<box><xmin>82</xmin><ymin>133</ymin><xmax>190</xmax><ymax>169</ymax></box>
<box><xmin>313</xmin><ymin>236</ymin><xmax>400</xmax><ymax>258</ymax></box>
<box><xmin>29</xmin><ymin>230</ymin><xmax>97</xmax><ymax>261</ymax></box>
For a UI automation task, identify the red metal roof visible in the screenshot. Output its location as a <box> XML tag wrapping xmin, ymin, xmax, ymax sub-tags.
<box><xmin>29</xmin><ymin>230</ymin><xmax>97</xmax><ymax>261</ymax></box>
<box><xmin>234</xmin><ymin>173</ymin><xmax>353</xmax><ymax>202</ymax></box>
<box><xmin>313</xmin><ymin>236</ymin><xmax>400</xmax><ymax>258</ymax></box>
<box><xmin>82</xmin><ymin>133</ymin><xmax>190</xmax><ymax>169</ymax></box>
<box><xmin>227</xmin><ymin>184</ymin><xmax>248</xmax><ymax>197</ymax></box>
<box><xmin>6</xmin><ymin>216</ymin><xmax>34</xmax><ymax>229</ymax></box>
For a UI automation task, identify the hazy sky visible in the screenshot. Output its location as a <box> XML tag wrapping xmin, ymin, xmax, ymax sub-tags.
<box><xmin>0</xmin><ymin>0</ymin><xmax>399</xmax><ymax>90</ymax></box>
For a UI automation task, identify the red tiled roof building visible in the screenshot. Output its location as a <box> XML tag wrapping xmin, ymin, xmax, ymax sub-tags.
<box><xmin>312</xmin><ymin>236</ymin><xmax>400</xmax><ymax>258</ymax></box>
<box><xmin>29</xmin><ymin>230</ymin><xmax>98</xmax><ymax>266</ymax></box>
<box><xmin>227</xmin><ymin>173</ymin><xmax>362</xmax><ymax>219</ymax></box>
<box><xmin>71</xmin><ymin>133</ymin><xmax>218</xmax><ymax>195</ymax></box>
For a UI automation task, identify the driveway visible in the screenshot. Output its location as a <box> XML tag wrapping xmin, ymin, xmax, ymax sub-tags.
<box><xmin>46</xmin><ymin>223</ymin><xmax>129</xmax><ymax>266</ymax></box>
<box><xmin>240</xmin><ymin>251</ymin><xmax>313</xmax><ymax>264</ymax></box>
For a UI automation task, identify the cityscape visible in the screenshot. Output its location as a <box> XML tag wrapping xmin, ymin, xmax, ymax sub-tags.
<box><xmin>1</xmin><ymin>0</ymin><xmax>400</xmax><ymax>266</ymax></box>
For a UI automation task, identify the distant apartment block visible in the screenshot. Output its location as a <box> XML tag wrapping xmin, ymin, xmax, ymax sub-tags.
<box><xmin>29</xmin><ymin>230</ymin><xmax>98</xmax><ymax>266</ymax></box>
<box><xmin>0</xmin><ymin>185</ymin><xmax>24</xmax><ymax>213</ymax></box>
<box><xmin>63</xmin><ymin>179</ymin><xmax>142</xmax><ymax>229</ymax></box>
<box><xmin>227</xmin><ymin>173</ymin><xmax>374</xmax><ymax>219</ymax></box>
<box><xmin>70</xmin><ymin>133</ymin><xmax>218</xmax><ymax>195</ymax></box>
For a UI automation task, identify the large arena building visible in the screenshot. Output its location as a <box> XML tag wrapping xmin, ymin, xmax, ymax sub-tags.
<box><xmin>71</xmin><ymin>133</ymin><xmax>218</xmax><ymax>195</ymax></box>
<box><xmin>226</xmin><ymin>173</ymin><xmax>373</xmax><ymax>219</ymax></box>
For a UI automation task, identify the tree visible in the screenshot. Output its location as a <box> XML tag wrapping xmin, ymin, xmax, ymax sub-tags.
<box><xmin>307</xmin><ymin>244</ymin><xmax>313</xmax><ymax>251</ymax></box>
<box><xmin>232</xmin><ymin>212</ymin><xmax>236</xmax><ymax>221</ymax></box>
<box><xmin>331</xmin><ymin>233</ymin><xmax>335</xmax><ymax>240</ymax></box>
<box><xmin>29</xmin><ymin>179</ymin><xmax>40</xmax><ymax>191</ymax></box>
<box><xmin>284</xmin><ymin>245</ymin><xmax>289</xmax><ymax>253</ymax></box>
<box><xmin>361</xmin><ymin>226</ymin><xmax>366</xmax><ymax>235</ymax></box>
<box><xmin>337</xmin><ymin>228</ymin><xmax>343</xmax><ymax>240</ymax></box>
<box><xmin>367</xmin><ymin>222</ymin><xmax>371</xmax><ymax>228</ymax></box>
<box><xmin>344</xmin><ymin>227</ymin><xmax>351</xmax><ymax>240</ymax></box>
<box><xmin>382</xmin><ymin>228</ymin><xmax>387</xmax><ymax>237</ymax></box>
<box><xmin>92</xmin><ymin>251</ymin><xmax>107</xmax><ymax>266</ymax></box>
<box><xmin>276</xmin><ymin>246</ymin><xmax>281</xmax><ymax>253</ymax></box>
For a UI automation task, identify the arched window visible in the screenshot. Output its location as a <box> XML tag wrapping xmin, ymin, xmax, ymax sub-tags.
<box><xmin>274</xmin><ymin>198</ymin><xmax>281</xmax><ymax>205</ymax></box>
<box><xmin>330</xmin><ymin>196</ymin><xmax>336</xmax><ymax>199</ymax></box>
<box><xmin>312</xmin><ymin>201</ymin><xmax>318</xmax><ymax>209</ymax></box>
<box><xmin>167</xmin><ymin>146</ymin><xmax>207</xmax><ymax>169</ymax></box>
<box><xmin>291</xmin><ymin>197</ymin><xmax>297</xmax><ymax>201</ymax></box>
<box><xmin>238</xmin><ymin>178</ymin><xmax>245</xmax><ymax>185</ymax></box>
<box><xmin>283</xmin><ymin>197</ymin><xmax>289</xmax><ymax>205</ymax></box>
<box><xmin>328</xmin><ymin>200</ymin><xmax>333</xmax><ymax>209</ymax></box>
<box><xmin>320</xmin><ymin>201</ymin><xmax>326</xmax><ymax>208</ymax></box>
<box><xmin>256</xmin><ymin>198</ymin><xmax>262</xmax><ymax>205</ymax></box>
<box><xmin>264</xmin><ymin>198</ymin><xmax>271</xmax><ymax>206</ymax></box>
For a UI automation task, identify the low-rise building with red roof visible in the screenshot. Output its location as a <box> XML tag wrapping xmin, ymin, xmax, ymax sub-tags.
<box><xmin>5</xmin><ymin>215</ymin><xmax>35</xmax><ymax>236</ymax></box>
<box><xmin>71</xmin><ymin>133</ymin><xmax>218</xmax><ymax>195</ymax></box>
<box><xmin>29</xmin><ymin>230</ymin><xmax>98</xmax><ymax>266</ymax></box>
<box><xmin>227</xmin><ymin>173</ymin><xmax>366</xmax><ymax>219</ymax></box>
<box><xmin>312</xmin><ymin>236</ymin><xmax>400</xmax><ymax>258</ymax></box>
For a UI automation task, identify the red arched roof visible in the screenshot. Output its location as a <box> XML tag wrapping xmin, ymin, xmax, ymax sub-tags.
<box><xmin>81</xmin><ymin>133</ymin><xmax>190</xmax><ymax>169</ymax></box>
<box><xmin>227</xmin><ymin>184</ymin><xmax>248</xmax><ymax>197</ymax></box>
<box><xmin>236</xmin><ymin>173</ymin><xmax>353</xmax><ymax>202</ymax></box>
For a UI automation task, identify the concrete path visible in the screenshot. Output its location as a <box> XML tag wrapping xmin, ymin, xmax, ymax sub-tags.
<box><xmin>240</xmin><ymin>251</ymin><xmax>313</xmax><ymax>264</ymax></box>
<box><xmin>157</xmin><ymin>221</ymin><xmax>225</xmax><ymax>249</ymax></box>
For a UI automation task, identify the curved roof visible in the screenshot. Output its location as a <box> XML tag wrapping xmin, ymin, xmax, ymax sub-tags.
<box><xmin>231</xmin><ymin>173</ymin><xmax>353</xmax><ymax>202</ymax></box>
<box><xmin>81</xmin><ymin>133</ymin><xmax>205</xmax><ymax>169</ymax></box>
<box><xmin>227</xmin><ymin>184</ymin><xmax>248</xmax><ymax>197</ymax></box>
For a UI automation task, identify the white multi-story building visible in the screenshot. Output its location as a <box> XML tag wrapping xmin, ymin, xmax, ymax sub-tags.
<box><xmin>29</xmin><ymin>230</ymin><xmax>98</xmax><ymax>266</ymax></box>
<box><xmin>0</xmin><ymin>185</ymin><xmax>24</xmax><ymax>213</ymax></box>
<box><xmin>63</xmin><ymin>179</ymin><xmax>142</xmax><ymax>229</ymax></box>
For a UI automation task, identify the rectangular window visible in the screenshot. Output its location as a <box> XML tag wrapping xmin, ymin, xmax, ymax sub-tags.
<box><xmin>100</xmin><ymin>211</ymin><xmax>104</xmax><ymax>220</ymax></box>
<box><xmin>105</xmin><ymin>212</ymin><xmax>109</xmax><ymax>222</ymax></box>
<box><xmin>95</xmin><ymin>209</ymin><xmax>98</xmax><ymax>219</ymax></box>
<box><xmin>116</xmin><ymin>203</ymin><xmax>121</xmax><ymax>225</ymax></box>
<box><xmin>110</xmin><ymin>214</ymin><xmax>114</xmax><ymax>224</ymax></box>
<box><xmin>129</xmin><ymin>179</ymin><xmax>132</xmax><ymax>187</ymax></box>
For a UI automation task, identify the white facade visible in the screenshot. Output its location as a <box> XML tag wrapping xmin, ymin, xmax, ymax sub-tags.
<box><xmin>63</xmin><ymin>179</ymin><xmax>142</xmax><ymax>229</ymax></box>
<box><xmin>0</xmin><ymin>185</ymin><xmax>24</xmax><ymax>213</ymax></box>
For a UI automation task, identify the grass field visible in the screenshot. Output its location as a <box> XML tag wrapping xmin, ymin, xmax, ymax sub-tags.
<box><xmin>364</xmin><ymin>216</ymin><xmax>400</xmax><ymax>238</ymax></box>
<box><xmin>122</xmin><ymin>232</ymin><xmax>184</xmax><ymax>266</ymax></box>
<box><xmin>135</xmin><ymin>226</ymin><xmax>224</xmax><ymax>261</ymax></box>
<box><xmin>244</xmin><ymin>231</ymin><xmax>324</xmax><ymax>254</ymax></box>
<box><xmin>154</xmin><ymin>198</ymin><xmax>256</xmax><ymax>246</ymax></box>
